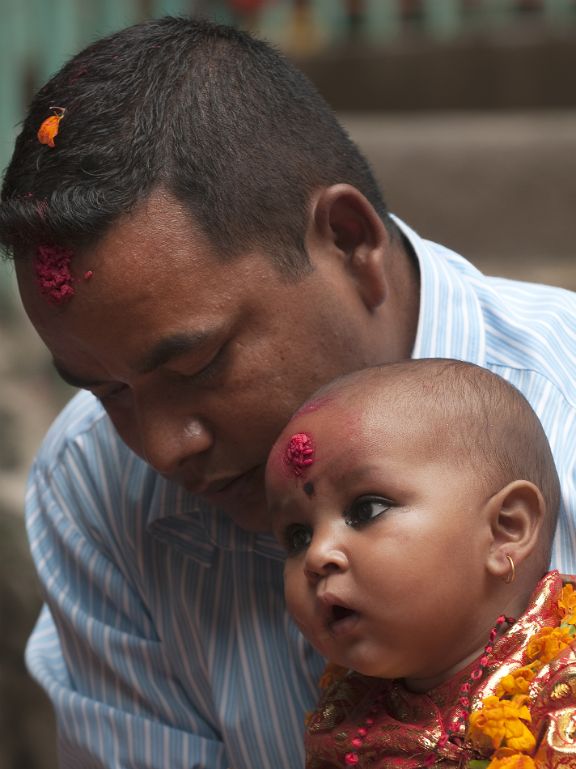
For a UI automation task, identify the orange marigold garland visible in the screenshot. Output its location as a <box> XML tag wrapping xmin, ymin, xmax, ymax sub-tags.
<box><xmin>482</xmin><ymin>755</ymin><xmax>537</xmax><ymax>769</ymax></box>
<box><xmin>318</xmin><ymin>662</ymin><xmax>348</xmax><ymax>691</ymax></box>
<box><xmin>468</xmin><ymin>697</ymin><xmax>535</xmax><ymax>754</ymax></box>
<box><xmin>467</xmin><ymin>583</ymin><xmax>576</xmax><ymax>768</ymax></box>
<box><xmin>558</xmin><ymin>583</ymin><xmax>576</xmax><ymax>625</ymax></box>
<box><xmin>305</xmin><ymin>663</ymin><xmax>349</xmax><ymax>727</ymax></box>
<box><xmin>37</xmin><ymin>107</ymin><xmax>65</xmax><ymax>147</ymax></box>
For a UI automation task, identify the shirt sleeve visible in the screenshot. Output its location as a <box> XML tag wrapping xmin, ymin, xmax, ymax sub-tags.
<box><xmin>25</xmin><ymin>456</ymin><xmax>229</xmax><ymax>769</ymax></box>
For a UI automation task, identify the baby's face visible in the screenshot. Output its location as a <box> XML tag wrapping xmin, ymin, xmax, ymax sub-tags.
<box><xmin>266</xmin><ymin>395</ymin><xmax>497</xmax><ymax>691</ymax></box>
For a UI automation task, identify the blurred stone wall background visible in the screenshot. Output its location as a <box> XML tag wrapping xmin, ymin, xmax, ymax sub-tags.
<box><xmin>1</xmin><ymin>2</ymin><xmax>575</xmax><ymax>767</ymax></box>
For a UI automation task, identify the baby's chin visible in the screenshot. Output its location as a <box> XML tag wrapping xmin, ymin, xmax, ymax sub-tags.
<box><xmin>317</xmin><ymin>652</ymin><xmax>446</xmax><ymax>688</ymax></box>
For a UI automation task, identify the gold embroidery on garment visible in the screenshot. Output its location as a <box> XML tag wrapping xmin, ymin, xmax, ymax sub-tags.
<box><xmin>309</xmin><ymin>703</ymin><xmax>339</xmax><ymax>732</ymax></box>
<box><xmin>550</xmin><ymin>710</ymin><xmax>576</xmax><ymax>748</ymax></box>
<box><xmin>552</xmin><ymin>683</ymin><xmax>572</xmax><ymax>701</ymax></box>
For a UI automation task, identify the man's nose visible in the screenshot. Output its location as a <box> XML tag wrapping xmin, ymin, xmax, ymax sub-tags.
<box><xmin>303</xmin><ymin>529</ymin><xmax>349</xmax><ymax>584</ymax></box>
<box><xmin>134</xmin><ymin>398</ymin><xmax>213</xmax><ymax>476</ymax></box>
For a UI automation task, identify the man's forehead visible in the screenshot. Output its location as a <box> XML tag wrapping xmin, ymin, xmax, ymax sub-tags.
<box><xmin>17</xmin><ymin>204</ymin><xmax>220</xmax><ymax>320</ymax></box>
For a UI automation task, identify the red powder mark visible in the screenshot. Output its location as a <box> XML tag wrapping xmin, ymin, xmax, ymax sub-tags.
<box><xmin>284</xmin><ymin>432</ymin><xmax>314</xmax><ymax>477</ymax></box>
<box><xmin>293</xmin><ymin>393</ymin><xmax>336</xmax><ymax>419</ymax></box>
<box><xmin>35</xmin><ymin>245</ymin><xmax>75</xmax><ymax>304</ymax></box>
<box><xmin>35</xmin><ymin>198</ymin><xmax>49</xmax><ymax>221</ymax></box>
<box><xmin>83</xmin><ymin>270</ymin><xmax>94</xmax><ymax>281</ymax></box>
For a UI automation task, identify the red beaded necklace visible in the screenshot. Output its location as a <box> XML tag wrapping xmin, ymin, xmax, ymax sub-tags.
<box><xmin>341</xmin><ymin>614</ymin><xmax>515</xmax><ymax>767</ymax></box>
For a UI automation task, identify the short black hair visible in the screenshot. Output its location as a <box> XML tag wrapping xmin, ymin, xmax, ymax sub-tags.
<box><xmin>0</xmin><ymin>16</ymin><xmax>390</xmax><ymax>276</ymax></box>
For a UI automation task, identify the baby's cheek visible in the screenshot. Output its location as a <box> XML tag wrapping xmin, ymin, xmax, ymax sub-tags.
<box><xmin>284</xmin><ymin>566</ymin><xmax>305</xmax><ymax>615</ymax></box>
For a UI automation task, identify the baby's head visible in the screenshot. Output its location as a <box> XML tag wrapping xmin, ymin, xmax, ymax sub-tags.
<box><xmin>265</xmin><ymin>359</ymin><xmax>560</xmax><ymax>691</ymax></box>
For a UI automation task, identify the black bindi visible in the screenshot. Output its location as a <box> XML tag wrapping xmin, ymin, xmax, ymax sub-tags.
<box><xmin>303</xmin><ymin>481</ymin><xmax>315</xmax><ymax>498</ymax></box>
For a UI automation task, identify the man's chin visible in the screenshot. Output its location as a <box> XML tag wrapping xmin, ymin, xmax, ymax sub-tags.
<box><xmin>199</xmin><ymin>465</ymin><xmax>273</xmax><ymax>532</ymax></box>
<box><xmin>205</xmin><ymin>495</ymin><xmax>273</xmax><ymax>533</ymax></box>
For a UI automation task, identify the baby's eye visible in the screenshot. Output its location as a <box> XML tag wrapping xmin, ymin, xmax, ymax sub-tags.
<box><xmin>283</xmin><ymin>523</ymin><xmax>312</xmax><ymax>555</ymax></box>
<box><xmin>344</xmin><ymin>496</ymin><xmax>393</xmax><ymax>528</ymax></box>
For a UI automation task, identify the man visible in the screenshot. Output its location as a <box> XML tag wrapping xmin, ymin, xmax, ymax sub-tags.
<box><xmin>1</xmin><ymin>16</ymin><xmax>574</xmax><ymax>769</ymax></box>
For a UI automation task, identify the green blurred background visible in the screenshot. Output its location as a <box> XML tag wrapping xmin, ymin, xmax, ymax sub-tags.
<box><xmin>1</xmin><ymin>2</ymin><xmax>575</xmax><ymax>767</ymax></box>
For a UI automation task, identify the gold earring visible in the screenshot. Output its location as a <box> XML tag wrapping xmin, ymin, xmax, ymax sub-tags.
<box><xmin>504</xmin><ymin>554</ymin><xmax>516</xmax><ymax>584</ymax></box>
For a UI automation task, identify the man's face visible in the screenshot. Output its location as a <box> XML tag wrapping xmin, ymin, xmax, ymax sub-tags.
<box><xmin>16</xmin><ymin>191</ymin><xmax>390</xmax><ymax>531</ymax></box>
<box><xmin>267</xmin><ymin>394</ymin><xmax>498</xmax><ymax>690</ymax></box>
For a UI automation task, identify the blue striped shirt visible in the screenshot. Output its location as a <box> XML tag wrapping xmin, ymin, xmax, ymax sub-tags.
<box><xmin>25</xmin><ymin>218</ymin><xmax>576</xmax><ymax>768</ymax></box>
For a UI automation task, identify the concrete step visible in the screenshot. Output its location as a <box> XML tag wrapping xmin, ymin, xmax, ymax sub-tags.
<box><xmin>342</xmin><ymin>111</ymin><xmax>576</xmax><ymax>290</ymax></box>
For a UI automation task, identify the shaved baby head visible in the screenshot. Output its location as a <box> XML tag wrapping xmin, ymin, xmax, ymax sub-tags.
<box><xmin>287</xmin><ymin>359</ymin><xmax>561</xmax><ymax>567</ymax></box>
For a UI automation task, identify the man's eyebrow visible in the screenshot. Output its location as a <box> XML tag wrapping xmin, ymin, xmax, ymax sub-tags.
<box><xmin>52</xmin><ymin>330</ymin><xmax>216</xmax><ymax>389</ymax></box>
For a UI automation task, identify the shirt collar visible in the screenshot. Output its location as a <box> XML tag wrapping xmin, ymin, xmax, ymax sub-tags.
<box><xmin>145</xmin><ymin>477</ymin><xmax>284</xmax><ymax>566</ymax></box>
<box><xmin>392</xmin><ymin>215</ymin><xmax>487</xmax><ymax>364</ymax></box>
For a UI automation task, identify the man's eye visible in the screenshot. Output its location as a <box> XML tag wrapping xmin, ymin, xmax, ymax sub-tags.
<box><xmin>172</xmin><ymin>345</ymin><xmax>227</xmax><ymax>386</ymax></box>
<box><xmin>344</xmin><ymin>496</ymin><xmax>393</xmax><ymax>527</ymax></box>
<box><xmin>283</xmin><ymin>524</ymin><xmax>312</xmax><ymax>555</ymax></box>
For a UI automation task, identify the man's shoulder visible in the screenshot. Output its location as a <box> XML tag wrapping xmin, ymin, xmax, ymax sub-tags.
<box><xmin>479</xmin><ymin>275</ymin><xmax>576</xmax><ymax>393</ymax></box>
<box><xmin>35</xmin><ymin>390</ymin><xmax>124</xmax><ymax>474</ymax></box>
<box><xmin>479</xmin><ymin>271</ymin><xmax>575</xmax><ymax>314</ymax></box>
<box><xmin>424</xmin><ymin>233</ymin><xmax>575</xmax><ymax>320</ymax></box>
<box><xmin>29</xmin><ymin>391</ymin><xmax>163</xmax><ymax>555</ymax></box>
<box><xmin>440</xmin><ymin>242</ymin><xmax>575</xmax><ymax>317</ymax></box>
<box><xmin>424</xmin><ymin>239</ymin><xmax>576</xmax><ymax>407</ymax></box>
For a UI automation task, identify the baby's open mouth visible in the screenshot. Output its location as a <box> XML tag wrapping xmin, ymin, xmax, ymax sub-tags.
<box><xmin>331</xmin><ymin>604</ymin><xmax>354</xmax><ymax>622</ymax></box>
<box><xmin>319</xmin><ymin>594</ymin><xmax>360</xmax><ymax>635</ymax></box>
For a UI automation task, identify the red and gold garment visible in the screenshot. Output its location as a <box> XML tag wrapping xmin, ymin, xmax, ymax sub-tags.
<box><xmin>305</xmin><ymin>571</ymin><xmax>576</xmax><ymax>768</ymax></box>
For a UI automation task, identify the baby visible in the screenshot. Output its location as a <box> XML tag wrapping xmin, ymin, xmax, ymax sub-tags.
<box><xmin>265</xmin><ymin>359</ymin><xmax>576</xmax><ymax>769</ymax></box>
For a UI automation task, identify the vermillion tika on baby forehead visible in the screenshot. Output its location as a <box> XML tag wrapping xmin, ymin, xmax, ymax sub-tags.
<box><xmin>284</xmin><ymin>432</ymin><xmax>315</xmax><ymax>478</ymax></box>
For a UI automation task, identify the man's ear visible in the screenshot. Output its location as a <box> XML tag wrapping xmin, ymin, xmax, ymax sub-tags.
<box><xmin>485</xmin><ymin>480</ymin><xmax>547</xmax><ymax>581</ymax></box>
<box><xmin>310</xmin><ymin>184</ymin><xmax>390</xmax><ymax>311</ymax></box>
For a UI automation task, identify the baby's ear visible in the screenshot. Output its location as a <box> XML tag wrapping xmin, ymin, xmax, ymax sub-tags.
<box><xmin>484</xmin><ymin>480</ymin><xmax>546</xmax><ymax>581</ymax></box>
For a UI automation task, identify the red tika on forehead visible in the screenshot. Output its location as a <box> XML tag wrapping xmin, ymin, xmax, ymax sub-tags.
<box><xmin>284</xmin><ymin>432</ymin><xmax>314</xmax><ymax>477</ymax></box>
<box><xmin>35</xmin><ymin>245</ymin><xmax>75</xmax><ymax>304</ymax></box>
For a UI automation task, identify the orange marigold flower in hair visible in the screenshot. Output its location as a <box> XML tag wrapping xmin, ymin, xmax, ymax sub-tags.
<box><xmin>469</xmin><ymin>696</ymin><xmax>535</xmax><ymax>753</ymax></box>
<box><xmin>37</xmin><ymin>107</ymin><xmax>65</xmax><ymax>147</ymax></box>
<box><xmin>526</xmin><ymin>626</ymin><xmax>573</xmax><ymax>665</ymax></box>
